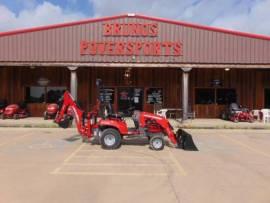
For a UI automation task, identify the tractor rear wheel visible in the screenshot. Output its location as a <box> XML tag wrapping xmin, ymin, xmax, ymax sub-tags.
<box><xmin>149</xmin><ymin>135</ymin><xmax>165</xmax><ymax>151</ymax></box>
<box><xmin>100</xmin><ymin>128</ymin><xmax>121</xmax><ymax>150</ymax></box>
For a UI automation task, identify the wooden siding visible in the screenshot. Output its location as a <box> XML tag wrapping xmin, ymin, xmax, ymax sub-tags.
<box><xmin>190</xmin><ymin>69</ymin><xmax>270</xmax><ymax>117</ymax></box>
<box><xmin>1</xmin><ymin>67</ymin><xmax>270</xmax><ymax>117</ymax></box>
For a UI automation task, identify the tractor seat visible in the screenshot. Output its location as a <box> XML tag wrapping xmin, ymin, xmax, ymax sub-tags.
<box><xmin>107</xmin><ymin>114</ymin><xmax>122</xmax><ymax>120</ymax></box>
<box><xmin>132</xmin><ymin>110</ymin><xmax>141</xmax><ymax>129</ymax></box>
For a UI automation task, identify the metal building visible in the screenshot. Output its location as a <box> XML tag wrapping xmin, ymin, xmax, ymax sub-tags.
<box><xmin>0</xmin><ymin>14</ymin><xmax>270</xmax><ymax>118</ymax></box>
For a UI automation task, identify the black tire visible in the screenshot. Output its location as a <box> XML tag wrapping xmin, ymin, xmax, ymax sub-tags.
<box><xmin>149</xmin><ymin>135</ymin><xmax>165</xmax><ymax>151</ymax></box>
<box><xmin>100</xmin><ymin>128</ymin><xmax>121</xmax><ymax>150</ymax></box>
<box><xmin>13</xmin><ymin>114</ymin><xmax>19</xmax><ymax>120</ymax></box>
<box><xmin>0</xmin><ymin>114</ymin><xmax>4</xmax><ymax>120</ymax></box>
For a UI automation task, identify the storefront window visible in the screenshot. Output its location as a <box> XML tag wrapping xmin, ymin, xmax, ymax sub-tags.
<box><xmin>117</xmin><ymin>87</ymin><xmax>143</xmax><ymax>116</ymax></box>
<box><xmin>25</xmin><ymin>86</ymin><xmax>66</xmax><ymax>103</ymax></box>
<box><xmin>195</xmin><ymin>88</ymin><xmax>237</xmax><ymax>105</ymax></box>
<box><xmin>146</xmin><ymin>88</ymin><xmax>163</xmax><ymax>104</ymax></box>
<box><xmin>25</xmin><ymin>86</ymin><xmax>45</xmax><ymax>103</ymax></box>
<box><xmin>99</xmin><ymin>88</ymin><xmax>115</xmax><ymax>104</ymax></box>
<box><xmin>216</xmin><ymin>89</ymin><xmax>236</xmax><ymax>104</ymax></box>
<box><xmin>195</xmin><ymin>88</ymin><xmax>215</xmax><ymax>104</ymax></box>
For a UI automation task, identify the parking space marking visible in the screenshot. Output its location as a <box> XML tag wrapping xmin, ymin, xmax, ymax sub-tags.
<box><xmin>218</xmin><ymin>134</ymin><xmax>270</xmax><ymax>158</ymax></box>
<box><xmin>166</xmin><ymin>147</ymin><xmax>187</xmax><ymax>176</ymax></box>
<box><xmin>63</xmin><ymin>143</ymin><xmax>86</xmax><ymax>163</ymax></box>
<box><xmin>73</xmin><ymin>155</ymin><xmax>162</xmax><ymax>159</ymax></box>
<box><xmin>63</xmin><ymin>163</ymin><xmax>164</xmax><ymax>167</ymax></box>
<box><xmin>52</xmin><ymin>171</ymin><xmax>167</xmax><ymax>176</ymax></box>
<box><xmin>52</xmin><ymin>142</ymin><xmax>187</xmax><ymax>177</ymax></box>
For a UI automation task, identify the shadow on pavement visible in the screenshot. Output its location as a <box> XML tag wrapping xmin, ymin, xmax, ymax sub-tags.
<box><xmin>64</xmin><ymin>134</ymin><xmax>81</xmax><ymax>142</ymax></box>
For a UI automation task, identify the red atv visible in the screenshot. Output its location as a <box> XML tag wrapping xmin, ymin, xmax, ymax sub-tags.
<box><xmin>0</xmin><ymin>102</ymin><xmax>29</xmax><ymax>119</ymax></box>
<box><xmin>55</xmin><ymin>91</ymin><xmax>185</xmax><ymax>150</ymax></box>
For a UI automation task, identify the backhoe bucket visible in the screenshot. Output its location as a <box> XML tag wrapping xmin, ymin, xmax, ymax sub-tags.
<box><xmin>58</xmin><ymin>115</ymin><xmax>73</xmax><ymax>129</ymax></box>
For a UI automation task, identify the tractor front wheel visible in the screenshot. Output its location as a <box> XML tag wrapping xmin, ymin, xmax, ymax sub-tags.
<box><xmin>149</xmin><ymin>135</ymin><xmax>165</xmax><ymax>151</ymax></box>
<box><xmin>100</xmin><ymin>128</ymin><xmax>121</xmax><ymax>150</ymax></box>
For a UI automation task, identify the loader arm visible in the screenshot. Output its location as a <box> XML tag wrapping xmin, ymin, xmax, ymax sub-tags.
<box><xmin>139</xmin><ymin>112</ymin><xmax>178</xmax><ymax>145</ymax></box>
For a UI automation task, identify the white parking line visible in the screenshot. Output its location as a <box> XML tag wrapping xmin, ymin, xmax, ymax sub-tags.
<box><xmin>52</xmin><ymin>171</ymin><xmax>167</xmax><ymax>176</ymax></box>
<box><xmin>166</xmin><ymin>148</ymin><xmax>187</xmax><ymax>176</ymax></box>
<box><xmin>63</xmin><ymin>143</ymin><xmax>86</xmax><ymax>163</ymax></box>
<box><xmin>52</xmin><ymin>142</ymin><xmax>187</xmax><ymax>177</ymax></box>
<box><xmin>63</xmin><ymin>162</ymin><xmax>164</xmax><ymax>167</ymax></box>
<box><xmin>72</xmin><ymin>155</ymin><xmax>161</xmax><ymax>159</ymax></box>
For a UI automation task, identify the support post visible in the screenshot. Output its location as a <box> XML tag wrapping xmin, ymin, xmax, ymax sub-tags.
<box><xmin>67</xmin><ymin>66</ymin><xmax>78</xmax><ymax>100</ymax></box>
<box><xmin>181</xmin><ymin>68</ymin><xmax>192</xmax><ymax>121</ymax></box>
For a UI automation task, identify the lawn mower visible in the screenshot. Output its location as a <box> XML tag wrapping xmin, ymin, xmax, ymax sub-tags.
<box><xmin>54</xmin><ymin>81</ymin><xmax>185</xmax><ymax>150</ymax></box>
<box><xmin>0</xmin><ymin>101</ymin><xmax>29</xmax><ymax>119</ymax></box>
<box><xmin>44</xmin><ymin>103</ymin><xmax>73</xmax><ymax>120</ymax></box>
<box><xmin>44</xmin><ymin>103</ymin><xmax>59</xmax><ymax>120</ymax></box>
<box><xmin>221</xmin><ymin>103</ymin><xmax>254</xmax><ymax>123</ymax></box>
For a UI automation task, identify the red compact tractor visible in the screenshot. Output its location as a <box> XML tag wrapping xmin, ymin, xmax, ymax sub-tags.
<box><xmin>0</xmin><ymin>102</ymin><xmax>29</xmax><ymax>119</ymax></box>
<box><xmin>55</xmin><ymin>91</ymin><xmax>185</xmax><ymax>150</ymax></box>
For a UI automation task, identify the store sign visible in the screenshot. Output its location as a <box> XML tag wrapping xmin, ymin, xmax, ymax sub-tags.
<box><xmin>80</xmin><ymin>23</ymin><xmax>183</xmax><ymax>56</ymax></box>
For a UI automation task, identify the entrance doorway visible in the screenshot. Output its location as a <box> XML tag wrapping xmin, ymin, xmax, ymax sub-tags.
<box><xmin>264</xmin><ymin>89</ymin><xmax>270</xmax><ymax>108</ymax></box>
<box><xmin>117</xmin><ymin>87</ymin><xmax>144</xmax><ymax>116</ymax></box>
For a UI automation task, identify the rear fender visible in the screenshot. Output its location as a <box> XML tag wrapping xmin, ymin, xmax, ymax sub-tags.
<box><xmin>98</xmin><ymin>119</ymin><xmax>128</xmax><ymax>134</ymax></box>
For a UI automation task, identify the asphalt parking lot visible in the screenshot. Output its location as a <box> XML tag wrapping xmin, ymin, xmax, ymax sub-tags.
<box><xmin>0</xmin><ymin>128</ymin><xmax>270</xmax><ymax>203</ymax></box>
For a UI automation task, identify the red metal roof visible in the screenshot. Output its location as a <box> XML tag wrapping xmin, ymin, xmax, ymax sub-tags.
<box><xmin>0</xmin><ymin>13</ymin><xmax>270</xmax><ymax>40</ymax></box>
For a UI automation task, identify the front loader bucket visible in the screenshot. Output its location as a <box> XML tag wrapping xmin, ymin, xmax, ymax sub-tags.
<box><xmin>176</xmin><ymin>129</ymin><xmax>186</xmax><ymax>149</ymax></box>
<box><xmin>176</xmin><ymin>129</ymin><xmax>198</xmax><ymax>151</ymax></box>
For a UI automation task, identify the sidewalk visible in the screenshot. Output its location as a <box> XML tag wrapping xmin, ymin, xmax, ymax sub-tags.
<box><xmin>0</xmin><ymin>117</ymin><xmax>270</xmax><ymax>129</ymax></box>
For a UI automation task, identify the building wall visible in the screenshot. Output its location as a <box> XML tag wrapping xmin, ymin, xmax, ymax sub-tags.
<box><xmin>190</xmin><ymin>69</ymin><xmax>270</xmax><ymax>117</ymax></box>
<box><xmin>77</xmin><ymin>67</ymin><xmax>182</xmax><ymax>112</ymax></box>
<box><xmin>1</xmin><ymin>67</ymin><xmax>270</xmax><ymax>117</ymax></box>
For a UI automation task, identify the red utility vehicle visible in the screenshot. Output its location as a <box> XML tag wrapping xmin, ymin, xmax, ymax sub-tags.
<box><xmin>0</xmin><ymin>102</ymin><xmax>29</xmax><ymax>119</ymax></box>
<box><xmin>55</xmin><ymin>91</ymin><xmax>185</xmax><ymax>150</ymax></box>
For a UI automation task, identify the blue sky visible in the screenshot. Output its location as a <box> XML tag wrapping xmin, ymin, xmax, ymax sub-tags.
<box><xmin>0</xmin><ymin>0</ymin><xmax>270</xmax><ymax>35</ymax></box>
